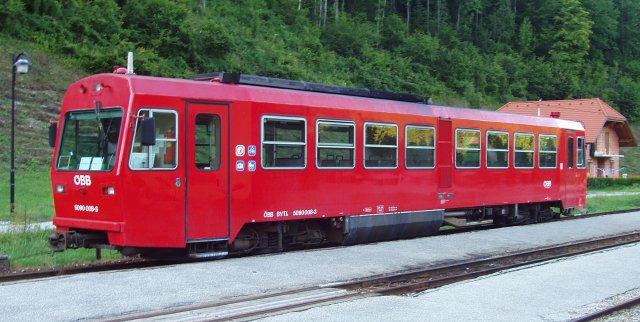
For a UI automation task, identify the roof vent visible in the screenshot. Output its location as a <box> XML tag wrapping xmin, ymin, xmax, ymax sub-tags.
<box><xmin>550</xmin><ymin>112</ymin><xmax>561</xmax><ymax>118</ymax></box>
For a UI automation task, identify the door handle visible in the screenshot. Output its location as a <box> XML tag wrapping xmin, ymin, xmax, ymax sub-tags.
<box><xmin>176</xmin><ymin>178</ymin><xmax>182</xmax><ymax>187</ymax></box>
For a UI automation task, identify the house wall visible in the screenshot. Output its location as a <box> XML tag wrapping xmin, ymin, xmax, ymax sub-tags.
<box><xmin>588</xmin><ymin>125</ymin><xmax>621</xmax><ymax>178</ymax></box>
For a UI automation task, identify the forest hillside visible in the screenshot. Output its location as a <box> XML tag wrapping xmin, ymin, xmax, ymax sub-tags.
<box><xmin>0</xmin><ymin>0</ymin><xmax>639</xmax><ymax>172</ymax></box>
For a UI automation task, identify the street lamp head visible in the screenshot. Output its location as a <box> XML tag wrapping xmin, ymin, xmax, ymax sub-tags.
<box><xmin>13</xmin><ymin>52</ymin><xmax>32</xmax><ymax>74</ymax></box>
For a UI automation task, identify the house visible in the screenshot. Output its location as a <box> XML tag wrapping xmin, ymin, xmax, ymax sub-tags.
<box><xmin>498</xmin><ymin>98</ymin><xmax>637</xmax><ymax>178</ymax></box>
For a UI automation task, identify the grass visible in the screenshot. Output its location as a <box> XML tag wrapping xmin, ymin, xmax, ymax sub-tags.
<box><xmin>0</xmin><ymin>166</ymin><xmax>54</xmax><ymax>221</ymax></box>
<box><xmin>585</xmin><ymin>194</ymin><xmax>640</xmax><ymax>214</ymax></box>
<box><xmin>0</xmin><ymin>228</ymin><xmax>120</xmax><ymax>269</ymax></box>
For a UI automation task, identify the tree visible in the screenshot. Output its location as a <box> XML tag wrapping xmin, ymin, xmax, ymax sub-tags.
<box><xmin>548</xmin><ymin>0</ymin><xmax>593</xmax><ymax>65</ymax></box>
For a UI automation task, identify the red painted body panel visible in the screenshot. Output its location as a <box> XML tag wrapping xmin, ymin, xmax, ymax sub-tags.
<box><xmin>51</xmin><ymin>74</ymin><xmax>587</xmax><ymax>249</ymax></box>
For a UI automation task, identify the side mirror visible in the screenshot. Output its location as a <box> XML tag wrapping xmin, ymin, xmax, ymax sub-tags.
<box><xmin>141</xmin><ymin>117</ymin><xmax>156</xmax><ymax>146</ymax></box>
<box><xmin>49</xmin><ymin>122</ymin><xmax>57</xmax><ymax>147</ymax></box>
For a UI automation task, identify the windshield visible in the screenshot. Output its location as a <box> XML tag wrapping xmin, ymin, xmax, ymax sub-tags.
<box><xmin>56</xmin><ymin>108</ymin><xmax>123</xmax><ymax>171</ymax></box>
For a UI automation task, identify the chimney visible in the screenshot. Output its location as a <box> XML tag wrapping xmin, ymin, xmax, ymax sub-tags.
<box><xmin>550</xmin><ymin>112</ymin><xmax>561</xmax><ymax>118</ymax></box>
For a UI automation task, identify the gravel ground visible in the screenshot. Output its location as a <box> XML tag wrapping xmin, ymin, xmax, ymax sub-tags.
<box><xmin>259</xmin><ymin>243</ymin><xmax>640</xmax><ymax>322</ymax></box>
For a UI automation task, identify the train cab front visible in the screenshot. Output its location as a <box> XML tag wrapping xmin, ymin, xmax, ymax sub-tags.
<box><xmin>49</xmin><ymin>102</ymin><xmax>126</xmax><ymax>252</ymax></box>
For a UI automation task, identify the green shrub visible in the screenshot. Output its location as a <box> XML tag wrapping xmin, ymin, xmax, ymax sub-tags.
<box><xmin>587</xmin><ymin>177</ymin><xmax>640</xmax><ymax>189</ymax></box>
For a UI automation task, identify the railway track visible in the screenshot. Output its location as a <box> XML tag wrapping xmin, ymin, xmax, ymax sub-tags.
<box><xmin>1</xmin><ymin>208</ymin><xmax>639</xmax><ymax>284</ymax></box>
<box><xmin>571</xmin><ymin>296</ymin><xmax>640</xmax><ymax>322</ymax></box>
<box><xmin>106</xmin><ymin>230</ymin><xmax>640</xmax><ymax>321</ymax></box>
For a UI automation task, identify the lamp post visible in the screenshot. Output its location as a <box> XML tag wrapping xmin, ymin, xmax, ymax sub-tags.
<box><xmin>10</xmin><ymin>52</ymin><xmax>32</xmax><ymax>215</ymax></box>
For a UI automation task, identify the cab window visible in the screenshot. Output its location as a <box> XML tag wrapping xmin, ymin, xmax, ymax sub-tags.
<box><xmin>130</xmin><ymin>109</ymin><xmax>178</xmax><ymax>170</ymax></box>
<box><xmin>56</xmin><ymin>108</ymin><xmax>123</xmax><ymax>171</ymax></box>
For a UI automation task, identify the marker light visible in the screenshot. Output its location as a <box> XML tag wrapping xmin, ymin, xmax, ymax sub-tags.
<box><xmin>55</xmin><ymin>185</ymin><xmax>65</xmax><ymax>193</ymax></box>
<box><xmin>102</xmin><ymin>186</ymin><xmax>115</xmax><ymax>196</ymax></box>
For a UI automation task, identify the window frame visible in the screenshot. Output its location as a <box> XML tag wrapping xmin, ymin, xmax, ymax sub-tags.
<box><xmin>405</xmin><ymin>125</ymin><xmax>436</xmax><ymax>169</ymax></box>
<box><xmin>363</xmin><ymin>122</ymin><xmax>398</xmax><ymax>169</ymax></box>
<box><xmin>485</xmin><ymin>130</ymin><xmax>510</xmax><ymax>169</ymax></box>
<box><xmin>514</xmin><ymin>132</ymin><xmax>535</xmax><ymax>169</ymax></box>
<box><xmin>455</xmin><ymin>128</ymin><xmax>481</xmax><ymax>169</ymax></box>
<box><xmin>129</xmin><ymin>108</ymin><xmax>179</xmax><ymax>171</ymax></box>
<box><xmin>538</xmin><ymin>134</ymin><xmax>558</xmax><ymax>169</ymax></box>
<box><xmin>315</xmin><ymin>119</ymin><xmax>356</xmax><ymax>170</ymax></box>
<box><xmin>577</xmin><ymin>136</ymin><xmax>586</xmax><ymax>169</ymax></box>
<box><xmin>260</xmin><ymin>115</ymin><xmax>307</xmax><ymax>170</ymax></box>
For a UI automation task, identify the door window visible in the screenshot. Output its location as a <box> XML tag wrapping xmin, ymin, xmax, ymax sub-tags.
<box><xmin>194</xmin><ymin>114</ymin><xmax>221</xmax><ymax>170</ymax></box>
<box><xmin>567</xmin><ymin>137</ymin><xmax>575</xmax><ymax>169</ymax></box>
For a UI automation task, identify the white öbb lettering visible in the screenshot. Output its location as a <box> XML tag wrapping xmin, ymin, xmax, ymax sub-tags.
<box><xmin>73</xmin><ymin>175</ymin><xmax>92</xmax><ymax>186</ymax></box>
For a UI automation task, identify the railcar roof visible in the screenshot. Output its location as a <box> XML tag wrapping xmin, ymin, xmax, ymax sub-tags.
<box><xmin>92</xmin><ymin>74</ymin><xmax>584</xmax><ymax>132</ymax></box>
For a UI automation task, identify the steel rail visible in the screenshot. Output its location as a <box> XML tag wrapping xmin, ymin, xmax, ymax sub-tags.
<box><xmin>570</xmin><ymin>296</ymin><xmax>640</xmax><ymax>322</ymax></box>
<box><xmin>105</xmin><ymin>231</ymin><xmax>640</xmax><ymax>321</ymax></box>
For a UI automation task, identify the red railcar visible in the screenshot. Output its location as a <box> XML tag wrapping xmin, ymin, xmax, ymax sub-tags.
<box><xmin>49</xmin><ymin>72</ymin><xmax>587</xmax><ymax>258</ymax></box>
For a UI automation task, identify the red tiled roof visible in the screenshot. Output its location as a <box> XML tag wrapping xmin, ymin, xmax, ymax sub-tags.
<box><xmin>498</xmin><ymin>98</ymin><xmax>636</xmax><ymax>146</ymax></box>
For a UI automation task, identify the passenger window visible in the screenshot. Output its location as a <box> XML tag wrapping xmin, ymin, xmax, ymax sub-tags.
<box><xmin>262</xmin><ymin>116</ymin><xmax>306</xmax><ymax>169</ymax></box>
<box><xmin>577</xmin><ymin>137</ymin><xmax>586</xmax><ymax>168</ymax></box>
<box><xmin>194</xmin><ymin>114</ymin><xmax>220</xmax><ymax>170</ymax></box>
<box><xmin>514</xmin><ymin>133</ymin><xmax>534</xmax><ymax>168</ymax></box>
<box><xmin>455</xmin><ymin>129</ymin><xmax>480</xmax><ymax>168</ymax></box>
<box><xmin>539</xmin><ymin>134</ymin><xmax>557</xmax><ymax>168</ymax></box>
<box><xmin>364</xmin><ymin>123</ymin><xmax>397</xmax><ymax>168</ymax></box>
<box><xmin>405</xmin><ymin>126</ymin><xmax>435</xmax><ymax>168</ymax></box>
<box><xmin>486</xmin><ymin>131</ymin><xmax>509</xmax><ymax>169</ymax></box>
<box><xmin>317</xmin><ymin>120</ymin><xmax>355</xmax><ymax>169</ymax></box>
<box><xmin>130</xmin><ymin>109</ymin><xmax>178</xmax><ymax>170</ymax></box>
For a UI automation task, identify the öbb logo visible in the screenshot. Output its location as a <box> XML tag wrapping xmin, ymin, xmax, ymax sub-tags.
<box><xmin>73</xmin><ymin>175</ymin><xmax>92</xmax><ymax>186</ymax></box>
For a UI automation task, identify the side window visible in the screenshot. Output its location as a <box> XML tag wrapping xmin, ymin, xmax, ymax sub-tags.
<box><xmin>194</xmin><ymin>114</ymin><xmax>221</xmax><ymax>170</ymax></box>
<box><xmin>316</xmin><ymin>120</ymin><xmax>355</xmax><ymax>169</ymax></box>
<box><xmin>364</xmin><ymin>123</ymin><xmax>397</xmax><ymax>168</ymax></box>
<box><xmin>577</xmin><ymin>137</ymin><xmax>586</xmax><ymax>168</ymax></box>
<box><xmin>455</xmin><ymin>129</ymin><xmax>481</xmax><ymax>168</ymax></box>
<box><xmin>486</xmin><ymin>131</ymin><xmax>509</xmax><ymax>169</ymax></box>
<box><xmin>262</xmin><ymin>116</ymin><xmax>306</xmax><ymax>169</ymax></box>
<box><xmin>130</xmin><ymin>109</ymin><xmax>178</xmax><ymax>170</ymax></box>
<box><xmin>514</xmin><ymin>133</ymin><xmax>534</xmax><ymax>168</ymax></box>
<box><xmin>539</xmin><ymin>134</ymin><xmax>557</xmax><ymax>168</ymax></box>
<box><xmin>567</xmin><ymin>137</ymin><xmax>575</xmax><ymax>169</ymax></box>
<box><xmin>405</xmin><ymin>125</ymin><xmax>435</xmax><ymax>169</ymax></box>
